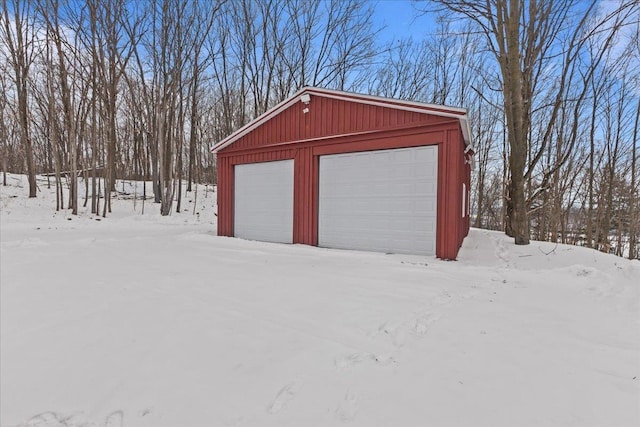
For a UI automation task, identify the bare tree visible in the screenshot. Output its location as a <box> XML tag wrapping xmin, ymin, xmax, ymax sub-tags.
<box><xmin>91</xmin><ymin>0</ymin><xmax>138</xmax><ymax>216</ymax></box>
<box><xmin>424</xmin><ymin>0</ymin><xmax>639</xmax><ymax>245</ymax></box>
<box><xmin>186</xmin><ymin>1</ymin><xmax>219</xmax><ymax>193</ymax></box>
<box><xmin>0</xmin><ymin>63</ymin><xmax>10</xmax><ymax>186</ymax></box>
<box><xmin>629</xmin><ymin>23</ymin><xmax>640</xmax><ymax>259</ymax></box>
<box><xmin>368</xmin><ymin>38</ymin><xmax>431</xmax><ymax>100</ymax></box>
<box><xmin>39</xmin><ymin>0</ymin><xmax>81</xmax><ymax>214</ymax></box>
<box><xmin>630</xmin><ymin>97</ymin><xmax>639</xmax><ymax>259</ymax></box>
<box><xmin>1</xmin><ymin>0</ymin><xmax>39</xmax><ymax>197</ymax></box>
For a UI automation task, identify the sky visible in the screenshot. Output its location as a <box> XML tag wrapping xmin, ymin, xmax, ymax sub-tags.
<box><xmin>371</xmin><ymin>0</ymin><xmax>433</xmax><ymax>42</ymax></box>
<box><xmin>372</xmin><ymin>0</ymin><xmax>639</xmax><ymax>96</ymax></box>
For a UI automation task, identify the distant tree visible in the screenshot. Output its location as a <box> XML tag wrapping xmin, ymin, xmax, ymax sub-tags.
<box><xmin>0</xmin><ymin>64</ymin><xmax>9</xmax><ymax>186</ymax></box>
<box><xmin>186</xmin><ymin>1</ymin><xmax>219</xmax><ymax>193</ymax></box>
<box><xmin>631</xmin><ymin>97</ymin><xmax>639</xmax><ymax>259</ymax></box>
<box><xmin>628</xmin><ymin>24</ymin><xmax>640</xmax><ymax>260</ymax></box>
<box><xmin>1</xmin><ymin>0</ymin><xmax>38</xmax><ymax>197</ymax></box>
<box><xmin>39</xmin><ymin>0</ymin><xmax>81</xmax><ymax>214</ymax></box>
<box><xmin>424</xmin><ymin>0</ymin><xmax>639</xmax><ymax>246</ymax></box>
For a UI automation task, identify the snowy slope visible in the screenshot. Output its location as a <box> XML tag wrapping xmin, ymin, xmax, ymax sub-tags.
<box><xmin>1</xmin><ymin>174</ymin><xmax>639</xmax><ymax>427</ymax></box>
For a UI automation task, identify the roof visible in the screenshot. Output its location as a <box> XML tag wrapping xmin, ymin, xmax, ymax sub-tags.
<box><xmin>210</xmin><ymin>86</ymin><xmax>473</xmax><ymax>154</ymax></box>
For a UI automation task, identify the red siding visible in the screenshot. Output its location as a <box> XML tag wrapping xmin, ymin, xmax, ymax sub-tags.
<box><xmin>293</xmin><ymin>146</ymin><xmax>318</xmax><ymax>245</ymax></box>
<box><xmin>217</xmin><ymin>91</ymin><xmax>471</xmax><ymax>259</ymax></box>
<box><xmin>224</xmin><ymin>96</ymin><xmax>446</xmax><ymax>154</ymax></box>
<box><xmin>436</xmin><ymin>128</ymin><xmax>463</xmax><ymax>260</ymax></box>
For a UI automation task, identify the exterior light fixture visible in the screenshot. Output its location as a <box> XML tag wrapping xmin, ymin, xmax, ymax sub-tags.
<box><xmin>301</xmin><ymin>93</ymin><xmax>311</xmax><ymax>114</ymax></box>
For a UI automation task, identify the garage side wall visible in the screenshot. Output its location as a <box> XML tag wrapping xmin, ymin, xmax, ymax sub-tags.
<box><xmin>435</xmin><ymin>127</ymin><xmax>472</xmax><ymax>260</ymax></box>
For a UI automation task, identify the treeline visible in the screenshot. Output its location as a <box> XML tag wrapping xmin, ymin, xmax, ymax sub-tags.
<box><xmin>1</xmin><ymin>0</ymin><xmax>639</xmax><ymax>258</ymax></box>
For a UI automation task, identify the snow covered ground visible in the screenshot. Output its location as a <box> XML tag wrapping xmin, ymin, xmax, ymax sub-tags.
<box><xmin>1</xmin><ymin>173</ymin><xmax>639</xmax><ymax>427</ymax></box>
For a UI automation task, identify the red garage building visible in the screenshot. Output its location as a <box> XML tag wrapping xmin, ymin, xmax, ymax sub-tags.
<box><xmin>211</xmin><ymin>87</ymin><xmax>473</xmax><ymax>259</ymax></box>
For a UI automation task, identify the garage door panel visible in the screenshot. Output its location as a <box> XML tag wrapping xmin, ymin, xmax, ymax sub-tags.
<box><xmin>234</xmin><ymin>160</ymin><xmax>293</xmax><ymax>243</ymax></box>
<box><xmin>319</xmin><ymin>146</ymin><xmax>438</xmax><ymax>255</ymax></box>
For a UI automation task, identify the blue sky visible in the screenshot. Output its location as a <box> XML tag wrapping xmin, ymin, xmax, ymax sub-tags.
<box><xmin>372</xmin><ymin>0</ymin><xmax>433</xmax><ymax>42</ymax></box>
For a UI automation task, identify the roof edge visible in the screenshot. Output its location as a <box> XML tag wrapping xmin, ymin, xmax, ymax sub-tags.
<box><xmin>305</xmin><ymin>86</ymin><xmax>467</xmax><ymax>115</ymax></box>
<box><xmin>210</xmin><ymin>86</ymin><xmax>472</xmax><ymax>154</ymax></box>
<box><xmin>210</xmin><ymin>87</ymin><xmax>309</xmax><ymax>154</ymax></box>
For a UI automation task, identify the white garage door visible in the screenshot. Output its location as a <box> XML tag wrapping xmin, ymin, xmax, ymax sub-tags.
<box><xmin>234</xmin><ymin>160</ymin><xmax>294</xmax><ymax>243</ymax></box>
<box><xmin>319</xmin><ymin>146</ymin><xmax>438</xmax><ymax>255</ymax></box>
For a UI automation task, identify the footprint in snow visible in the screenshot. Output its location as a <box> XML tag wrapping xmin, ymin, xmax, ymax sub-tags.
<box><xmin>414</xmin><ymin>313</ymin><xmax>442</xmax><ymax>335</ymax></box>
<box><xmin>334</xmin><ymin>352</ymin><xmax>396</xmax><ymax>369</ymax></box>
<box><xmin>335</xmin><ymin>390</ymin><xmax>359</xmax><ymax>422</ymax></box>
<box><xmin>376</xmin><ymin>321</ymin><xmax>407</xmax><ymax>347</ymax></box>
<box><xmin>268</xmin><ymin>380</ymin><xmax>303</xmax><ymax>414</ymax></box>
<box><xmin>491</xmin><ymin>234</ymin><xmax>511</xmax><ymax>265</ymax></box>
<box><xmin>24</xmin><ymin>412</ymin><xmax>69</xmax><ymax>426</ymax></box>
<box><xmin>104</xmin><ymin>410</ymin><xmax>124</xmax><ymax>427</ymax></box>
<box><xmin>139</xmin><ymin>407</ymin><xmax>152</xmax><ymax>417</ymax></box>
<box><xmin>431</xmin><ymin>290</ymin><xmax>453</xmax><ymax>306</ymax></box>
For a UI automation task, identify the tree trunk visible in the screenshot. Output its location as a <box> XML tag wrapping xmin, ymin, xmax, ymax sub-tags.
<box><xmin>2</xmin><ymin>1</ymin><xmax>38</xmax><ymax>197</ymax></box>
<box><xmin>628</xmin><ymin>99</ymin><xmax>639</xmax><ymax>259</ymax></box>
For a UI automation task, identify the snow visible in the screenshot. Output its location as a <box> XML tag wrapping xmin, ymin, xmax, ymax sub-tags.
<box><xmin>1</xmin><ymin>173</ymin><xmax>639</xmax><ymax>427</ymax></box>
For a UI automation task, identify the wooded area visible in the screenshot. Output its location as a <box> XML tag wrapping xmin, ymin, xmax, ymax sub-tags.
<box><xmin>1</xmin><ymin>0</ymin><xmax>639</xmax><ymax>259</ymax></box>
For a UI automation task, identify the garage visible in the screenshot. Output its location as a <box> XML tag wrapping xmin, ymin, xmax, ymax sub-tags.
<box><xmin>318</xmin><ymin>146</ymin><xmax>438</xmax><ymax>255</ymax></box>
<box><xmin>212</xmin><ymin>87</ymin><xmax>473</xmax><ymax>260</ymax></box>
<box><xmin>234</xmin><ymin>160</ymin><xmax>294</xmax><ymax>243</ymax></box>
